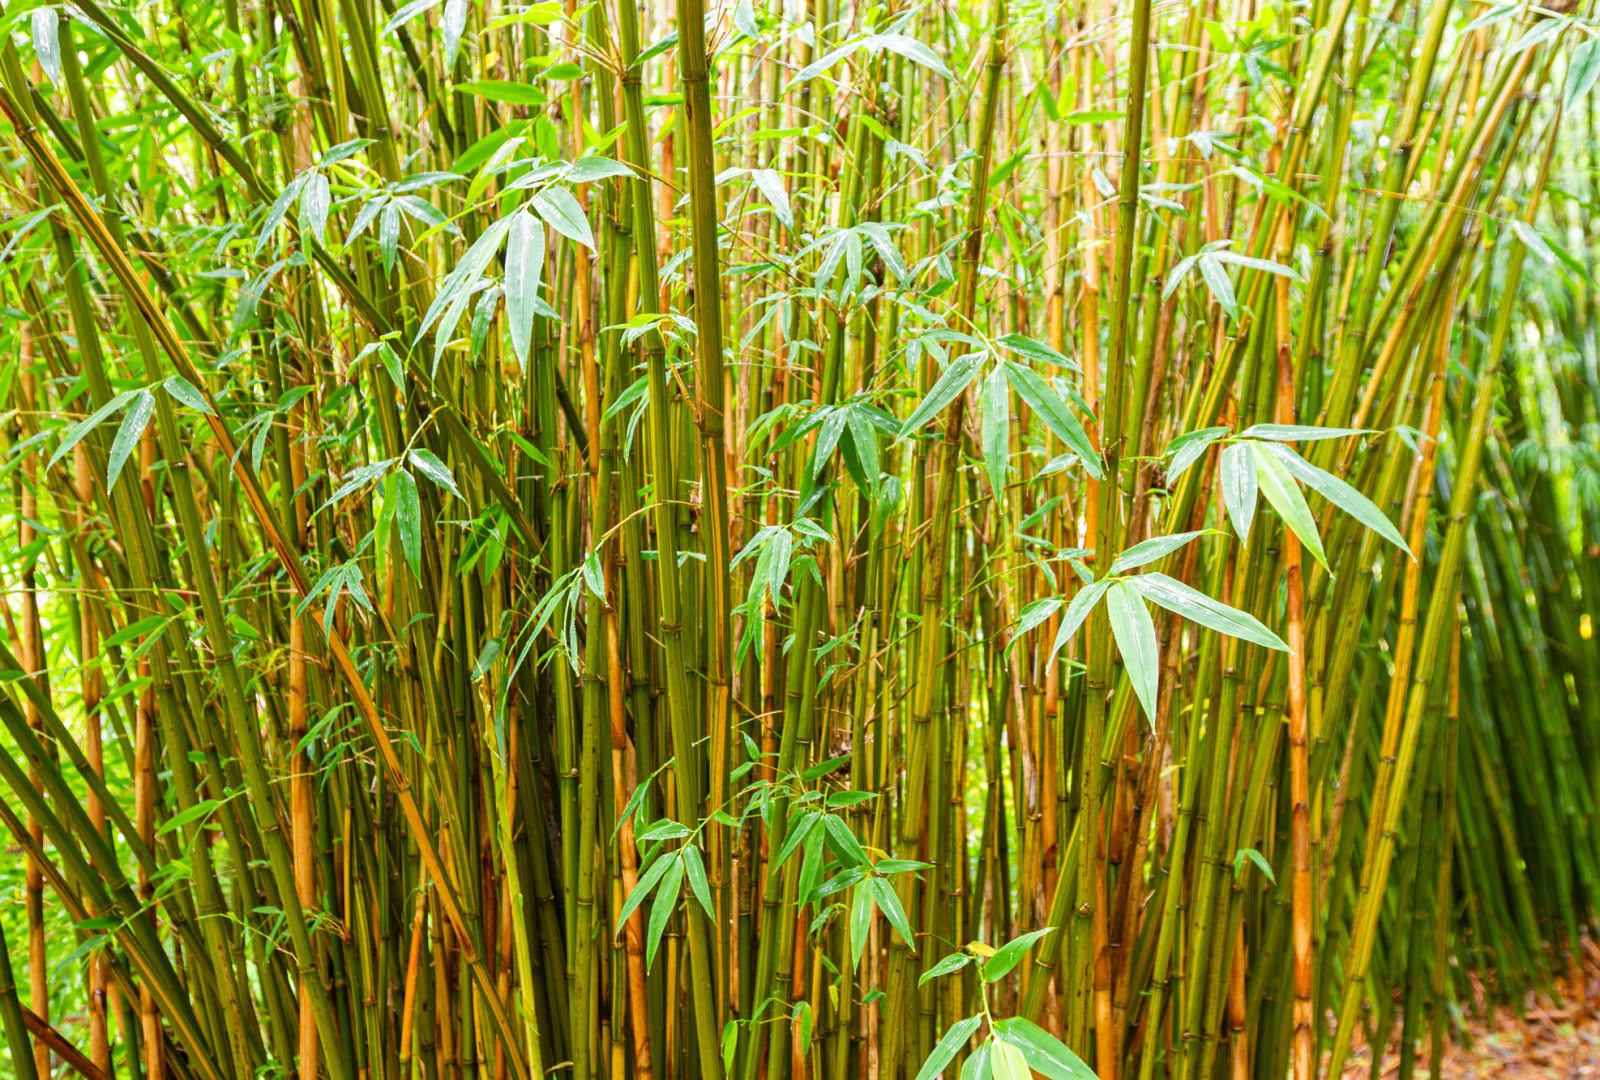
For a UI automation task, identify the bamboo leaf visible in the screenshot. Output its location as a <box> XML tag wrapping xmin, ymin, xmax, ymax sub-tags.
<box><xmin>1106</xmin><ymin>582</ymin><xmax>1159</xmax><ymax>724</ymax></box>
<box><xmin>991</xmin><ymin>1018</ymin><xmax>1096</xmax><ymax>1080</ymax></box>
<box><xmin>1251</xmin><ymin>441</ymin><xmax>1328</xmax><ymax>570</ymax></box>
<box><xmin>1219</xmin><ymin>442</ymin><xmax>1258</xmax><ymax>540</ymax></box>
<box><xmin>899</xmin><ymin>353</ymin><xmax>984</xmax><ymax>437</ymax></box>
<box><xmin>850</xmin><ymin>885</ymin><xmax>872</xmax><ymax>968</ymax></box>
<box><xmin>48</xmin><ymin>389</ymin><xmax>139</xmax><ymax>473</ymax></box>
<box><xmin>106</xmin><ymin>390</ymin><xmax>155</xmax><ymax>490</ymax></box>
<box><xmin>394</xmin><ymin>470</ymin><xmax>422</xmax><ymax>574</ymax></box>
<box><xmin>862</xmin><ymin>33</ymin><xmax>953</xmax><ymax>77</ymax></box>
<box><xmin>531</xmin><ymin>188</ymin><xmax>596</xmax><ymax>250</ymax></box>
<box><xmin>918</xmin><ymin>953</ymin><xmax>972</xmax><ymax>986</ymax></box>
<box><xmin>1566</xmin><ymin>40</ymin><xmax>1600</xmax><ymax>114</ymax></box>
<box><xmin>981</xmin><ymin>367</ymin><xmax>1010</xmax><ymax>495</ymax></box>
<box><xmin>1108</xmin><ymin>530</ymin><xmax>1209</xmax><ymax>575</ymax></box>
<box><xmin>162</xmin><ymin>377</ymin><xmax>214</xmax><ymax>415</ymax></box>
<box><xmin>407</xmin><ymin>448</ymin><xmax>463</xmax><ymax>500</ymax></box>
<box><xmin>645</xmin><ymin>858</ymin><xmax>684</xmax><ymax>970</ymax></box>
<box><xmin>442</xmin><ymin>0</ymin><xmax>468</xmax><ymax>66</ymax></box>
<box><xmin>1261</xmin><ymin>441</ymin><xmax>1410</xmax><ymax>556</ymax></box>
<box><xmin>1130</xmin><ymin>573</ymin><xmax>1289</xmax><ymax>652</ymax></box>
<box><xmin>750</xmin><ymin>168</ymin><xmax>793</xmax><ymax>229</ymax></box>
<box><xmin>915</xmin><ymin>1014</ymin><xmax>983</xmax><ymax>1080</ymax></box>
<box><xmin>1002</xmin><ymin>361</ymin><xmax>1101</xmax><ymax>478</ymax></box>
<box><xmin>505</xmin><ymin>208</ymin><xmax>544</xmax><ymax>366</ymax></box>
<box><xmin>618</xmin><ymin>849</ymin><xmax>675</xmax><ymax>927</ymax></box>
<box><xmin>868</xmin><ymin>876</ymin><xmax>914</xmax><ymax>950</ymax></box>
<box><xmin>32</xmin><ymin>9</ymin><xmax>60</xmax><ymax>84</ymax></box>
<box><xmin>982</xmin><ymin>927</ymin><xmax>1053</xmax><ymax>982</ymax></box>
<box><xmin>1048</xmin><ymin>579</ymin><xmax>1110</xmax><ymax>666</ymax></box>
<box><xmin>1238</xmin><ymin>423</ymin><xmax>1373</xmax><ymax>442</ymax></box>
<box><xmin>992</xmin><ymin>1039</ymin><xmax>1033</xmax><ymax>1080</ymax></box>
<box><xmin>1197</xmin><ymin>255</ymin><xmax>1238</xmax><ymax>319</ymax></box>
<box><xmin>1166</xmin><ymin>425</ymin><xmax>1228</xmax><ymax>479</ymax></box>
<box><xmin>681</xmin><ymin>845</ymin><xmax>715</xmax><ymax>919</ymax></box>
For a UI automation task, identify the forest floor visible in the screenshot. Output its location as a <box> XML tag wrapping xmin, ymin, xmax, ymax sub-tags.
<box><xmin>1341</xmin><ymin>944</ymin><xmax>1600</xmax><ymax>1078</ymax></box>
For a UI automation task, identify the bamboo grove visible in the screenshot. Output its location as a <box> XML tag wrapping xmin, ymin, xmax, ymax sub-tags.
<box><xmin>0</xmin><ymin>0</ymin><xmax>1595</xmax><ymax>1074</ymax></box>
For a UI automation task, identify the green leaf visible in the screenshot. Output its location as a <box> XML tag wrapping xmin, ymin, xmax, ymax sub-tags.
<box><xmin>918</xmin><ymin>952</ymin><xmax>972</xmax><ymax>986</ymax></box>
<box><xmin>455</xmin><ymin>79</ymin><xmax>546</xmax><ymax>104</ymax></box>
<box><xmin>407</xmin><ymin>448</ymin><xmax>462</xmax><ymax>500</ymax></box>
<box><xmin>1048</xmin><ymin>579</ymin><xmax>1110</xmax><ymax>666</ymax></box>
<box><xmin>107</xmin><ymin>390</ymin><xmax>155</xmax><ymax>490</ymax></box>
<box><xmin>1105</xmin><ymin>582</ymin><xmax>1159</xmax><ymax>724</ymax></box>
<box><xmin>1234</xmin><ymin>847</ymin><xmax>1276</xmax><ymax>883</ymax></box>
<box><xmin>981</xmin><ymin>367</ymin><xmax>1010</xmax><ymax>495</ymax></box>
<box><xmin>162</xmin><ymin>376</ymin><xmax>214</xmax><ymax>415</ymax></box>
<box><xmin>1237</xmin><ymin>423</ymin><xmax>1372</xmax><ymax>442</ymax></box>
<box><xmin>850</xmin><ymin>884</ymin><xmax>872</xmax><ymax>969</ymax></box>
<box><xmin>983</xmin><ymin>927</ymin><xmax>1053</xmax><ymax>983</ymax></box>
<box><xmin>645</xmin><ymin>857</ymin><xmax>684</xmax><ymax>970</ymax></box>
<box><xmin>1108</xmin><ymin>530</ymin><xmax>1208</xmax><ymax>575</ymax></box>
<box><xmin>1197</xmin><ymin>255</ymin><xmax>1238</xmax><ymax>319</ymax></box>
<box><xmin>995</xmin><ymin>333</ymin><xmax>1075</xmax><ymax>370</ymax></box>
<box><xmin>382</xmin><ymin>0</ymin><xmax>443</xmax><ymax>35</ymax></box>
<box><xmin>960</xmin><ymin>1041</ymin><xmax>992</xmax><ymax>1080</ymax></box>
<box><xmin>32</xmin><ymin>8</ymin><xmax>60</xmax><ymax>84</ymax></box>
<box><xmin>914</xmin><ymin>1014</ymin><xmax>983</xmax><ymax>1080</ymax></box>
<box><xmin>722</xmin><ymin>1023</ymin><xmax>739</xmax><ymax>1078</ymax></box>
<box><xmin>617</xmin><ymin>849</ymin><xmax>675</xmax><ymax>927</ymax></box>
<box><xmin>868</xmin><ymin>876</ymin><xmax>914</xmax><ymax>951</ymax></box>
<box><xmin>531</xmin><ymin>187</ymin><xmax>596</xmax><ymax>250</ymax></box>
<box><xmin>991</xmin><ymin>1018</ymin><xmax>1097</xmax><ymax>1080</ymax></box>
<box><xmin>750</xmin><ymin>168</ymin><xmax>793</xmax><ymax>229</ymax></box>
<box><xmin>1566</xmin><ymin>40</ymin><xmax>1600</xmax><ymax>114</ymax></box>
<box><xmin>681</xmin><ymin>845</ymin><xmax>715</xmax><ymax>919</ymax></box>
<box><xmin>1251</xmin><ymin>441</ymin><xmax>1327</xmax><ymax>570</ymax></box>
<box><xmin>1002</xmin><ymin>361</ymin><xmax>1101</xmax><ymax>478</ymax></box>
<box><xmin>863</xmin><ymin>32</ymin><xmax>952</xmax><ymax>77</ymax></box>
<box><xmin>1015</xmin><ymin>598</ymin><xmax>1061</xmax><ymax>640</ymax></box>
<box><xmin>156</xmin><ymin>798</ymin><xmax>220</xmax><ymax>837</ymax></box>
<box><xmin>1261</xmin><ymin>441</ymin><xmax>1410</xmax><ymax>556</ymax></box>
<box><xmin>1166</xmin><ymin>426</ymin><xmax>1228</xmax><ymax>480</ymax></box>
<box><xmin>505</xmin><ymin>208</ymin><xmax>545</xmax><ymax>367</ymax></box>
<box><xmin>48</xmin><ymin>389</ymin><xmax>139</xmax><ymax>473</ymax></box>
<box><xmin>637</xmin><ymin>819</ymin><xmax>692</xmax><ymax>843</ymax></box>
<box><xmin>991</xmin><ymin>1039</ymin><xmax>1033</xmax><ymax>1080</ymax></box>
<box><xmin>394</xmin><ymin>470</ymin><xmax>422</xmax><ymax>574</ymax></box>
<box><xmin>1130</xmin><ymin>573</ymin><xmax>1289</xmax><ymax>652</ymax></box>
<box><xmin>823</xmin><ymin>815</ymin><xmax>871</xmax><ymax>869</ymax></box>
<box><xmin>1219</xmin><ymin>442</ymin><xmax>1258</xmax><ymax>541</ymax></box>
<box><xmin>899</xmin><ymin>353</ymin><xmax>984</xmax><ymax>437</ymax></box>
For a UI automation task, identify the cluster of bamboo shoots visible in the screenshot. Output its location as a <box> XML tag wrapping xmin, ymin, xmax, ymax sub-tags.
<box><xmin>0</xmin><ymin>0</ymin><xmax>1595</xmax><ymax>1078</ymax></box>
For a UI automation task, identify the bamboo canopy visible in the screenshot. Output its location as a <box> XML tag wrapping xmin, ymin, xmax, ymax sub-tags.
<box><xmin>0</xmin><ymin>0</ymin><xmax>1595</xmax><ymax>1077</ymax></box>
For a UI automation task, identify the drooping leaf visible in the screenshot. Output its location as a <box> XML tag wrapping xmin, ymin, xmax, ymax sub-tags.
<box><xmin>981</xmin><ymin>367</ymin><xmax>1010</xmax><ymax>495</ymax></box>
<box><xmin>394</xmin><ymin>470</ymin><xmax>422</xmax><ymax>574</ymax></box>
<box><xmin>107</xmin><ymin>390</ymin><xmax>155</xmax><ymax>490</ymax></box>
<box><xmin>1251</xmin><ymin>440</ymin><xmax>1328</xmax><ymax>570</ymax></box>
<box><xmin>750</xmin><ymin>168</ymin><xmax>793</xmax><ymax>229</ymax></box>
<box><xmin>868</xmin><ymin>876</ymin><xmax>914</xmax><ymax>950</ymax></box>
<box><xmin>1130</xmin><ymin>573</ymin><xmax>1289</xmax><ymax>652</ymax></box>
<box><xmin>48</xmin><ymin>389</ymin><xmax>140</xmax><ymax>473</ymax></box>
<box><xmin>408</xmin><ymin>448</ymin><xmax>462</xmax><ymax>500</ymax></box>
<box><xmin>531</xmin><ymin>187</ymin><xmax>596</xmax><ymax>250</ymax></box>
<box><xmin>645</xmin><ymin>857</ymin><xmax>684</xmax><ymax>970</ymax></box>
<box><xmin>1002</xmin><ymin>361</ymin><xmax>1101</xmax><ymax>478</ymax></box>
<box><xmin>1105</xmin><ymin>582</ymin><xmax>1159</xmax><ymax>724</ymax></box>
<box><xmin>1166</xmin><ymin>426</ymin><xmax>1229</xmax><ymax>480</ymax></box>
<box><xmin>1260</xmin><ymin>440</ymin><xmax>1410</xmax><ymax>556</ymax></box>
<box><xmin>505</xmin><ymin>208</ymin><xmax>545</xmax><ymax>366</ymax></box>
<box><xmin>1219</xmin><ymin>442</ymin><xmax>1258</xmax><ymax>541</ymax></box>
<box><xmin>914</xmin><ymin>1014</ymin><xmax>983</xmax><ymax>1080</ymax></box>
<box><xmin>1048</xmin><ymin>579</ymin><xmax>1111</xmax><ymax>666</ymax></box>
<box><xmin>1108</xmin><ymin>530</ymin><xmax>1208</xmax><ymax>575</ymax></box>
<box><xmin>991</xmin><ymin>1018</ymin><xmax>1097</xmax><ymax>1080</ymax></box>
<box><xmin>899</xmin><ymin>353</ymin><xmax>984</xmax><ymax>437</ymax></box>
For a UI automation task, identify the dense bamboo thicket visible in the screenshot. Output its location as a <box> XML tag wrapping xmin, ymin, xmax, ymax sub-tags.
<box><xmin>0</xmin><ymin>0</ymin><xmax>1596</xmax><ymax>1076</ymax></box>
